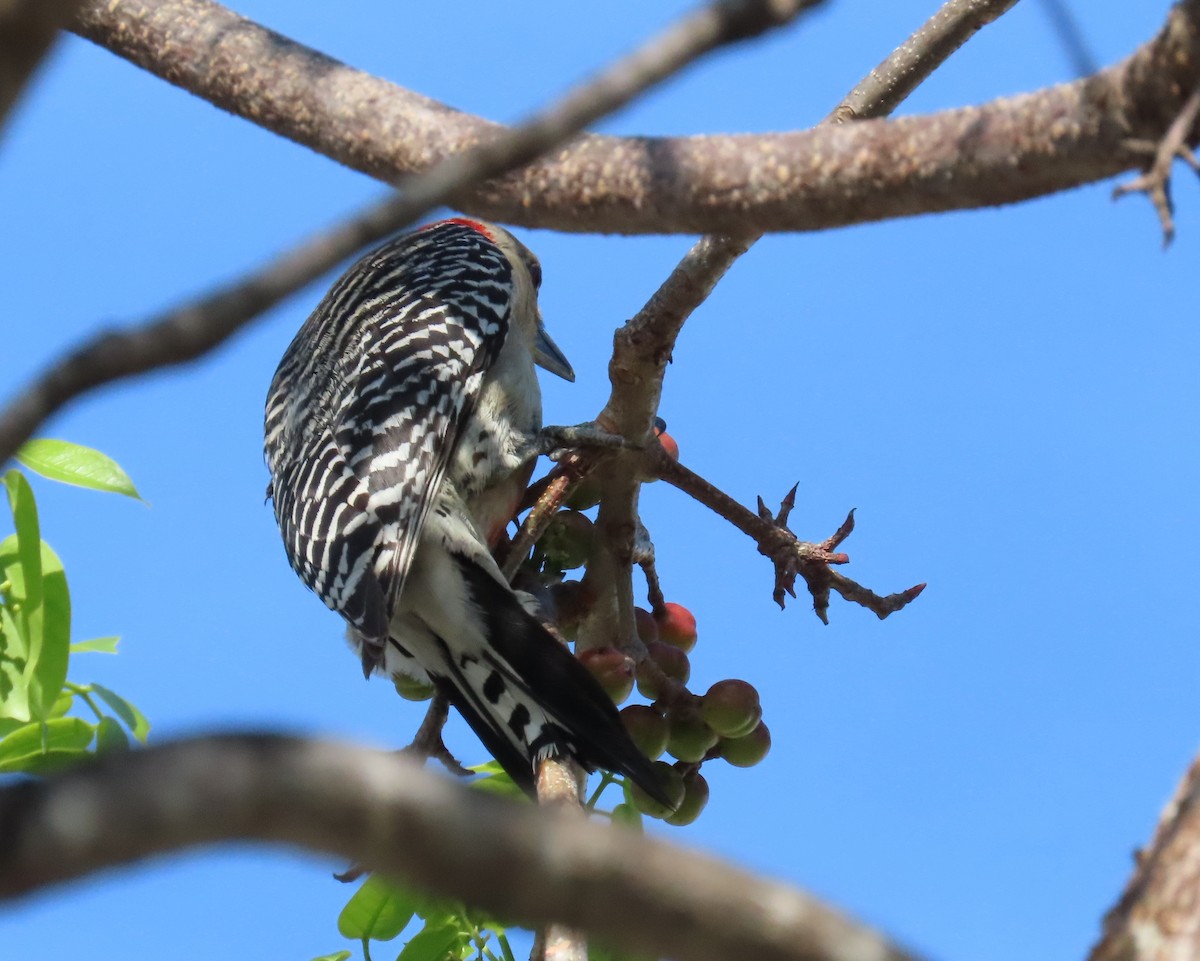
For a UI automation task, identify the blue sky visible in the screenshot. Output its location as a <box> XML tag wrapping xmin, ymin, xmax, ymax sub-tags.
<box><xmin>2</xmin><ymin>1</ymin><xmax>1197</xmax><ymax>959</ymax></box>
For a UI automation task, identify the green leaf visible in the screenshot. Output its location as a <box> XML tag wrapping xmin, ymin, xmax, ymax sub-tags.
<box><xmin>47</xmin><ymin>692</ymin><xmax>74</xmax><ymax>718</ymax></box>
<box><xmin>70</xmin><ymin>636</ymin><xmax>120</xmax><ymax>655</ymax></box>
<box><xmin>0</xmin><ymin>717</ymin><xmax>26</xmax><ymax>739</ymax></box>
<box><xmin>0</xmin><ymin>604</ymin><xmax>31</xmax><ymax>722</ymax></box>
<box><xmin>470</xmin><ymin>767</ymin><xmax>527</xmax><ymax>802</ymax></box>
<box><xmin>95</xmin><ymin>716</ymin><xmax>130</xmax><ymax>753</ymax></box>
<box><xmin>29</xmin><ymin>541</ymin><xmax>70</xmax><ymax>721</ymax></box>
<box><xmin>15</xmin><ymin>747</ymin><xmax>94</xmax><ymax>775</ymax></box>
<box><xmin>309</xmin><ymin>953</ymin><xmax>353</xmax><ymax>961</ymax></box>
<box><xmin>337</xmin><ymin>875</ymin><xmax>417</xmax><ymax>942</ymax></box>
<box><xmin>4</xmin><ymin>471</ymin><xmax>43</xmax><ymax>609</ymax></box>
<box><xmin>0</xmin><ymin>522</ymin><xmax>71</xmax><ymax>722</ymax></box>
<box><xmin>396</xmin><ymin>919</ymin><xmax>468</xmax><ymax>961</ymax></box>
<box><xmin>16</xmin><ymin>440</ymin><xmax>142</xmax><ymax>500</ymax></box>
<box><xmin>0</xmin><ymin>717</ymin><xmax>94</xmax><ymax>772</ymax></box>
<box><xmin>90</xmin><ymin>683</ymin><xmax>150</xmax><ymax>742</ymax></box>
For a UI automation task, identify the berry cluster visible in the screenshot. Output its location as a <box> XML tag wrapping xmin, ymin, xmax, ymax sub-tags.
<box><xmin>541</xmin><ymin>423</ymin><xmax>770</xmax><ymax>827</ymax></box>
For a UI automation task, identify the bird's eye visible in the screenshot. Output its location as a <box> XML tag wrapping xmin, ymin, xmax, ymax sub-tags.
<box><xmin>527</xmin><ymin>260</ymin><xmax>542</xmax><ymax>290</ymax></box>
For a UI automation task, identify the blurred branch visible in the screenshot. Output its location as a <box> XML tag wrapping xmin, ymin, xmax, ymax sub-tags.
<box><xmin>0</xmin><ymin>734</ymin><xmax>925</xmax><ymax>961</ymax></box>
<box><xmin>72</xmin><ymin>0</ymin><xmax>1200</xmax><ymax>233</ymax></box>
<box><xmin>0</xmin><ymin>0</ymin><xmax>87</xmax><ymax>132</ymax></box>
<box><xmin>1089</xmin><ymin>748</ymin><xmax>1200</xmax><ymax>961</ymax></box>
<box><xmin>0</xmin><ymin>0</ymin><xmax>826</xmax><ymax>465</ymax></box>
<box><xmin>577</xmin><ymin>0</ymin><xmax>1018</xmax><ymax>650</ymax></box>
<box><xmin>1037</xmin><ymin>0</ymin><xmax>1098</xmax><ymax>77</ymax></box>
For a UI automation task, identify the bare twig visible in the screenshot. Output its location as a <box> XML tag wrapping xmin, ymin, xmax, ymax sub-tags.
<box><xmin>0</xmin><ymin>0</ymin><xmax>86</xmax><ymax>131</ymax></box>
<box><xmin>0</xmin><ymin>735</ymin><xmax>925</xmax><ymax>961</ymax></box>
<box><xmin>1089</xmin><ymin>748</ymin><xmax>1200</xmax><ymax>961</ymax></box>
<box><xmin>70</xmin><ymin>0</ymin><xmax>1200</xmax><ymax>234</ymax></box>
<box><xmin>654</xmin><ymin>453</ymin><xmax>924</xmax><ymax>622</ymax></box>
<box><xmin>1112</xmin><ymin>84</ymin><xmax>1200</xmax><ymax>247</ymax></box>
<box><xmin>829</xmin><ymin>0</ymin><xmax>1021</xmax><ymax>123</ymax></box>
<box><xmin>0</xmin><ymin>0</ymin><xmax>826</xmax><ymax>465</ymax></box>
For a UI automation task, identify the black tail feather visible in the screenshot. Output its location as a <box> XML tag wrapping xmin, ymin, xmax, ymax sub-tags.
<box><xmin>446</xmin><ymin>558</ymin><xmax>671</xmax><ymax>807</ymax></box>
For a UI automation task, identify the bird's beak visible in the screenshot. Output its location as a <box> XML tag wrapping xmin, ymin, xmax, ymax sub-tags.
<box><xmin>533</xmin><ymin>325</ymin><xmax>575</xmax><ymax>383</ymax></box>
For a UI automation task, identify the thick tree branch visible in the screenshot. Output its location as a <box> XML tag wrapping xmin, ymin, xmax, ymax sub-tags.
<box><xmin>72</xmin><ymin>0</ymin><xmax>1200</xmax><ymax>234</ymax></box>
<box><xmin>0</xmin><ymin>0</ymin><xmax>824</xmax><ymax>466</ymax></box>
<box><xmin>0</xmin><ymin>734</ymin><xmax>924</xmax><ymax>961</ymax></box>
<box><xmin>1089</xmin><ymin>747</ymin><xmax>1200</xmax><ymax>961</ymax></box>
<box><xmin>0</xmin><ymin>0</ymin><xmax>86</xmax><ymax>131</ymax></box>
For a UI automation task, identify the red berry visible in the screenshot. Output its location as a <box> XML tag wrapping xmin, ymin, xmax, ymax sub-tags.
<box><xmin>666</xmin><ymin>703</ymin><xmax>719</xmax><ymax>762</ymax></box>
<box><xmin>719</xmin><ymin>721</ymin><xmax>771</xmax><ymax>768</ymax></box>
<box><xmin>633</xmin><ymin>606</ymin><xmax>659</xmax><ymax>644</ymax></box>
<box><xmin>578</xmin><ymin>646</ymin><xmax>635</xmax><ymax>704</ymax></box>
<box><xmin>654</xmin><ymin>602</ymin><xmax>697</xmax><ymax>652</ymax></box>
<box><xmin>701</xmin><ymin>679</ymin><xmax>762</xmax><ymax>738</ymax></box>
<box><xmin>665</xmin><ymin>772</ymin><xmax>710</xmax><ymax>826</ymax></box>
<box><xmin>620</xmin><ymin>704</ymin><xmax>669</xmax><ymax>760</ymax></box>
<box><xmin>629</xmin><ymin>761</ymin><xmax>685</xmax><ymax>819</ymax></box>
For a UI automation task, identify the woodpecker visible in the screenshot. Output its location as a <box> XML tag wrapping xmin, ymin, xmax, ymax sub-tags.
<box><xmin>264</xmin><ymin>218</ymin><xmax>666</xmax><ymax>802</ymax></box>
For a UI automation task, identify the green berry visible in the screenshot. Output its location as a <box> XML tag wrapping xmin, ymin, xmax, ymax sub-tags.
<box><xmin>665</xmin><ymin>772</ymin><xmax>710</xmax><ymax>826</ymax></box>
<box><xmin>393</xmin><ymin>674</ymin><xmax>436</xmax><ymax>702</ymax></box>
<box><xmin>540</xmin><ymin>510</ymin><xmax>595</xmax><ymax>570</ymax></box>
<box><xmin>701</xmin><ymin>679</ymin><xmax>762</xmax><ymax>738</ymax></box>
<box><xmin>635</xmin><ymin>642</ymin><xmax>691</xmax><ymax>699</ymax></box>
<box><xmin>629</xmin><ymin>761</ymin><xmax>685</xmax><ymax>819</ymax></box>
<box><xmin>666</xmin><ymin>703</ymin><xmax>719</xmax><ymax>762</ymax></box>
<box><xmin>719</xmin><ymin>721</ymin><xmax>771</xmax><ymax>768</ymax></box>
<box><xmin>620</xmin><ymin>704</ymin><xmax>669</xmax><ymax>760</ymax></box>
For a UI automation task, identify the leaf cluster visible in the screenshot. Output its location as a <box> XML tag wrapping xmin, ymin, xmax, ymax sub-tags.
<box><xmin>0</xmin><ymin>441</ymin><xmax>148</xmax><ymax>773</ymax></box>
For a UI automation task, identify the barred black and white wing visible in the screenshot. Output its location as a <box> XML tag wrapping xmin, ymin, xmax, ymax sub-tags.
<box><xmin>264</xmin><ymin>222</ymin><xmax>515</xmax><ymax>666</ymax></box>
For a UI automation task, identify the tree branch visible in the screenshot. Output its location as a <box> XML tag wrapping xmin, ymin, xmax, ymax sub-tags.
<box><xmin>72</xmin><ymin>0</ymin><xmax>1200</xmax><ymax>234</ymax></box>
<box><xmin>0</xmin><ymin>0</ymin><xmax>86</xmax><ymax>131</ymax></box>
<box><xmin>577</xmin><ymin>0</ymin><xmax>1016</xmax><ymax>651</ymax></box>
<box><xmin>1089</xmin><ymin>747</ymin><xmax>1200</xmax><ymax>961</ymax></box>
<box><xmin>0</xmin><ymin>734</ymin><xmax>924</xmax><ymax>961</ymax></box>
<box><xmin>0</xmin><ymin>0</ymin><xmax>826</xmax><ymax>466</ymax></box>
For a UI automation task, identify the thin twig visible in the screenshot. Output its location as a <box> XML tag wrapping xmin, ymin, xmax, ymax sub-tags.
<box><xmin>0</xmin><ymin>0</ymin><xmax>826</xmax><ymax>465</ymax></box>
<box><xmin>653</xmin><ymin>452</ymin><xmax>924</xmax><ymax>621</ymax></box>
